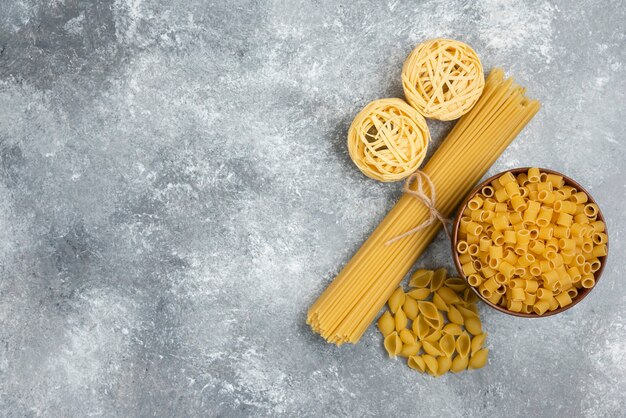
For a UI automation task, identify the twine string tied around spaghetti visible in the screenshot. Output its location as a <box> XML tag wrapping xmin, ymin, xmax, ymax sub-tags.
<box><xmin>386</xmin><ymin>170</ymin><xmax>452</xmax><ymax>245</ymax></box>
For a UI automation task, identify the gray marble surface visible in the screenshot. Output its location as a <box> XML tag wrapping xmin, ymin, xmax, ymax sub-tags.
<box><xmin>0</xmin><ymin>0</ymin><xmax>625</xmax><ymax>416</ymax></box>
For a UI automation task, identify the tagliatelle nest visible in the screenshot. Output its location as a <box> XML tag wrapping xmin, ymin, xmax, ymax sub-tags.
<box><xmin>402</xmin><ymin>39</ymin><xmax>484</xmax><ymax>121</ymax></box>
<box><xmin>347</xmin><ymin>98</ymin><xmax>430</xmax><ymax>182</ymax></box>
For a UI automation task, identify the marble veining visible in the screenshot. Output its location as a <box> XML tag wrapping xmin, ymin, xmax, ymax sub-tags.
<box><xmin>0</xmin><ymin>0</ymin><xmax>624</xmax><ymax>416</ymax></box>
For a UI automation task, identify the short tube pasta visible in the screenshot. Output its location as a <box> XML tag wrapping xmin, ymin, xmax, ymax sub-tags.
<box><xmin>455</xmin><ymin>168</ymin><xmax>607</xmax><ymax>315</ymax></box>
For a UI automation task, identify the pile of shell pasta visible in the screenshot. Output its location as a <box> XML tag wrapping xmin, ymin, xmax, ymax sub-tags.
<box><xmin>455</xmin><ymin>168</ymin><xmax>607</xmax><ymax>315</ymax></box>
<box><xmin>377</xmin><ymin>269</ymin><xmax>488</xmax><ymax>376</ymax></box>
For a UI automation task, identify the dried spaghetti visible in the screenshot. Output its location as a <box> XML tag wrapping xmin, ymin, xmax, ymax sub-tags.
<box><xmin>308</xmin><ymin>69</ymin><xmax>540</xmax><ymax>345</ymax></box>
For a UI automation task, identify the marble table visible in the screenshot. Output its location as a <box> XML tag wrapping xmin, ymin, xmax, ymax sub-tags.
<box><xmin>0</xmin><ymin>0</ymin><xmax>624</xmax><ymax>416</ymax></box>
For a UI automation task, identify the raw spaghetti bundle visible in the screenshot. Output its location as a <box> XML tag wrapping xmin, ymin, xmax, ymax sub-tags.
<box><xmin>308</xmin><ymin>69</ymin><xmax>540</xmax><ymax>345</ymax></box>
<box><xmin>402</xmin><ymin>39</ymin><xmax>484</xmax><ymax>121</ymax></box>
<box><xmin>347</xmin><ymin>98</ymin><xmax>430</xmax><ymax>182</ymax></box>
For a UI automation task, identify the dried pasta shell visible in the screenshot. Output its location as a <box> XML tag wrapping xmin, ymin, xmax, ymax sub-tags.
<box><xmin>469</xmin><ymin>348</ymin><xmax>489</xmax><ymax>369</ymax></box>
<box><xmin>399</xmin><ymin>329</ymin><xmax>416</xmax><ymax>345</ymax></box>
<box><xmin>403</xmin><ymin>297</ymin><xmax>419</xmax><ymax>320</ymax></box>
<box><xmin>437</xmin><ymin>356</ymin><xmax>452</xmax><ymax>375</ymax></box>
<box><xmin>407</xmin><ymin>288</ymin><xmax>431</xmax><ymax>300</ymax></box>
<box><xmin>422</xmin><ymin>354</ymin><xmax>438</xmax><ymax>375</ymax></box>
<box><xmin>384</xmin><ymin>332</ymin><xmax>402</xmax><ymax>358</ymax></box>
<box><xmin>400</xmin><ymin>343</ymin><xmax>422</xmax><ymax>358</ymax></box>
<box><xmin>430</xmin><ymin>268</ymin><xmax>446</xmax><ymax>291</ymax></box>
<box><xmin>424</xmin><ymin>311</ymin><xmax>443</xmax><ymax>330</ymax></box>
<box><xmin>456</xmin><ymin>305</ymin><xmax>479</xmax><ymax>321</ymax></box>
<box><xmin>471</xmin><ymin>333</ymin><xmax>487</xmax><ymax>356</ymax></box>
<box><xmin>463</xmin><ymin>288</ymin><xmax>479</xmax><ymax>304</ymax></box>
<box><xmin>432</xmin><ymin>293</ymin><xmax>449</xmax><ymax>312</ymax></box>
<box><xmin>442</xmin><ymin>323</ymin><xmax>463</xmax><ymax>336</ymax></box>
<box><xmin>395</xmin><ymin>308</ymin><xmax>408</xmax><ymax>332</ymax></box>
<box><xmin>445</xmin><ymin>277</ymin><xmax>468</xmax><ymax>292</ymax></box>
<box><xmin>388</xmin><ymin>287</ymin><xmax>406</xmax><ymax>314</ymax></box>
<box><xmin>418</xmin><ymin>301</ymin><xmax>439</xmax><ymax>320</ymax></box>
<box><xmin>455</xmin><ymin>332</ymin><xmax>471</xmax><ymax>358</ymax></box>
<box><xmin>422</xmin><ymin>340</ymin><xmax>442</xmax><ymax>356</ymax></box>
<box><xmin>423</xmin><ymin>330</ymin><xmax>442</xmax><ymax>343</ymax></box>
<box><xmin>466</xmin><ymin>303</ymin><xmax>479</xmax><ymax>314</ymax></box>
<box><xmin>409</xmin><ymin>269</ymin><xmax>433</xmax><ymax>288</ymax></box>
<box><xmin>408</xmin><ymin>355</ymin><xmax>426</xmax><ymax>372</ymax></box>
<box><xmin>437</xmin><ymin>286</ymin><xmax>460</xmax><ymax>304</ymax></box>
<box><xmin>412</xmin><ymin>315</ymin><xmax>431</xmax><ymax>340</ymax></box>
<box><xmin>377</xmin><ymin>311</ymin><xmax>395</xmax><ymax>337</ymax></box>
<box><xmin>447</xmin><ymin>306</ymin><xmax>464</xmax><ymax>325</ymax></box>
<box><xmin>464</xmin><ymin>317</ymin><xmax>483</xmax><ymax>336</ymax></box>
<box><xmin>439</xmin><ymin>333</ymin><xmax>456</xmax><ymax>357</ymax></box>
<box><xmin>451</xmin><ymin>354</ymin><xmax>469</xmax><ymax>373</ymax></box>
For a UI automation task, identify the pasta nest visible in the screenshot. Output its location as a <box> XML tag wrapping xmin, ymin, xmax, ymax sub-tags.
<box><xmin>347</xmin><ymin>98</ymin><xmax>430</xmax><ymax>182</ymax></box>
<box><xmin>402</xmin><ymin>38</ymin><xmax>484</xmax><ymax>121</ymax></box>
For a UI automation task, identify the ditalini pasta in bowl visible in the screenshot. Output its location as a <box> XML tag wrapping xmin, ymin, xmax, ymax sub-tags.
<box><xmin>451</xmin><ymin>168</ymin><xmax>608</xmax><ymax>317</ymax></box>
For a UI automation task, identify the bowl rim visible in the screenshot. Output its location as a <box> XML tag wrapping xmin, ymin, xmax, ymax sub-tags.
<box><xmin>451</xmin><ymin>167</ymin><xmax>609</xmax><ymax>318</ymax></box>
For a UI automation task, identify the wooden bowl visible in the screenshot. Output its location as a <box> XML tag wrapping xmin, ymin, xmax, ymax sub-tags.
<box><xmin>451</xmin><ymin>167</ymin><xmax>609</xmax><ymax>317</ymax></box>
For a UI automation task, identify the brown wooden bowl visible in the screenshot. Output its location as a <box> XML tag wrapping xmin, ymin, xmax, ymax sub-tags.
<box><xmin>451</xmin><ymin>167</ymin><xmax>609</xmax><ymax>317</ymax></box>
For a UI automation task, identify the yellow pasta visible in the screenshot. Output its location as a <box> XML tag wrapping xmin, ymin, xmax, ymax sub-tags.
<box><xmin>388</xmin><ymin>287</ymin><xmax>405</xmax><ymax>313</ymax></box>
<box><xmin>399</xmin><ymin>328</ymin><xmax>416</xmax><ymax>345</ymax></box>
<box><xmin>507</xmin><ymin>300</ymin><xmax>522</xmax><ymax>312</ymax></box>
<box><xmin>432</xmin><ymin>293</ymin><xmax>449</xmax><ymax>313</ymax></box>
<box><xmin>528</xmin><ymin>167</ymin><xmax>541</xmax><ymax>182</ymax></box>
<box><xmin>455</xmin><ymin>332</ymin><xmax>471</xmax><ymax>358</ymax></box>
<box><xmin>409</xmin><ymin>269</ymin><xmax>433</xmax><ymax>288</ymax></box>
<box><xmin>422</xmin><ymin>340</ymin><xmax>442</xmax><ymax>356</ymax></box>
<box><xmin>407</xmin><ymin>288</ymin><xmax>431</xmax><ymax>300</ymax></box>
<box><xmin>402</xmin><ymin>39</ymin><xmax>484</xmax><ymax>121</ymax></box>
<box><xmin>412</xmin><ymin>315</ymin><xmax>430</xmax><ymax>340</ymax></box>
<box><xmin>309</xmin><ymin>71</ymin><xmax>539</xmax><ymax>345</ymax></box>
<box><xmin>533</xmin><ymin>299</ymin><xmax>549</xmax><ymax>315</ymax></box>
<box><xmin>437</xmin><ymin>356</ymin><xmax>453</xmax><ymax>376</ymax></box>
<box><xmin>377</xmin><ymin>311</ymin><xmax>395</xmax><ymax>337</ymax></box>
<box><xmin>384</xmin><ymin>332</ymin><xmax>402</xmax><ymax>357</ymax></box>
<box><xmin>469</xmin><ymin>348</ymin><xmax>489</xmax><ymax>369</ymax></box>
<box><xmin>400</xmin><ymin>343</ymin><xmax>422</xmax><ymax>358</ymax></box>
<box><xmin>395</xmin><ymin>308</ymin><xmax>408</xmax><ymax>331</ymax></box>
<box><xmin>347</xmin><ymin>98</ymin><xmax>429</xmax><ymax>182</ymax></box>
<box><xmin>445</xmin><ymin>278</ymin><xmax>469</xmax><ymax>292</ymax></box>
<box><xmin>437</xmin><ymin>287</ymin><xmax>461</xmax><ymax>304</ymax></box>
<box><xmin>456</xmin><ymin>241</ymin><xmax>469</xmax><ymax>254</ymax></box>
<box><xmin>376</xmin><ymin>269</ymin><xmax>488</xmax><ymax>376</ymax></box>
<box><xmin>424</xmin><ymin>329</ymin><xmax>442</xmax><ymax>343</ymax></box>
<box><xmin>593</xmin><ymin>232</ymin><xmax>608</xmax><ymax>245</ymax></box>
<box><xmin>447</xmin><ymin>306</ymin><xmax>464</xmax><ymax>325</ymax></box>
<box><xmin>407</xmin><ymin>355</ymin><xmax>426</xmax><ymax>372</ymax></box>
<box><xmin>456</xmin><ymin>305</ymin><xmax>478</xmax><ymax>321</ymax></box>
<box><xmin>510</xmin><ymin>287</ymin><xmax>525</xmax><ymax>301</ymax></box>
<box><xmin>418</xmin><ymin>301</ymin><xmax>440</xmax><ymax>320</ymax></box>
<box><xmin>517</xmin><ymin>172</ymin><xmax>529</xmax><ymax>186</ymax></box>
<box><xmin>430</xmin><ymin>269</ymin><xmax>446</xmax><ymax>291</ymax></box>
<box><xmin>554</xmin><ymin>292</ymin><xmax>572</xmax><ymax>308</ymax></box>
<box><xmin>468</xmin><ymin>196</ymin><xmax>483</xmax><ymax>210</ymax></box>
<box><xmin>403</xmin><ymin>296</ymin><xmax>419</xmax><ymax>319</ymax></box>
<box><xmin>451</xmin><ymin>354</ymin><xmax>469</xmax><ymax>372</ymax></box>
<box><xmin>581</xmin><ymin>275</ymin><xmax>595</xmax><ymax>288</ymax></box>
<box><xmin>455</xmin><ymin>168</ymin><xmax>607</xmax><ymax>316</ymax></box>
<box><xmin>423</xmin><ymin>311</ymin><xmax>444</xmax><ymax>330</ymax></box>
<box><xmin>442</xmin><ymin>323</ymin><xmax>463</xmax><ymax>335</ymax></box>
<box><xmin>470</xmin><ymin>333</ymin><xmax>487</xmax><ymax>356</ymax></box>
<box><xmin>464</xmin><ymin>317</ymin><xmax>483</xmax><ymax>335</ymax></box>
<box><xmin>422</xmin><ymin>354</ymin><xmax>438</xmax><ymax>375</ymax></box>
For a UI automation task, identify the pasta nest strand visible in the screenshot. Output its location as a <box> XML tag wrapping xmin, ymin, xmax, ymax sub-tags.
<box><xmin>402</xmin><ymin>38</ymin><xmax>484</xmax><ymax>121</ymax></box>
<box><xmin>348</xmin><ymin>98</ymin><xmax>430</xmax><ymax>182</ymax></box>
